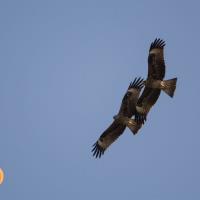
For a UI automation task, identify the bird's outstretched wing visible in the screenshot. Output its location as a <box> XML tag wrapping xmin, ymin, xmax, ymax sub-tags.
<box><xmin>92</xmin><ymin>121</ymin><xmax>126</xmax><ymax>158</ymax></box>
<box><xmin>118</xmin><ymin>77</ymin><xmax>144</xmax><ymax>117</ymax></box>
<box><xmin>147</xmin><ymin>38</ymin><xmax>165</xmax><ymax>80</ymax></box>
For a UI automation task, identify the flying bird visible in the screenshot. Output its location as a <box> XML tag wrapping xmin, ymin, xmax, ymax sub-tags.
<box><xmin>135</xmin><ymin>38</ymin><xmax>177</xmax><ymax>123</ymax></box>
<box><xmin>92</xmin><ymin>38</ymin><xmax>177</xmax><ymax>158</ymax></box>
<box><xmin>92</xmin><ymin>77</ymin><xmax>144</xmax><ymax>158</ymax></box>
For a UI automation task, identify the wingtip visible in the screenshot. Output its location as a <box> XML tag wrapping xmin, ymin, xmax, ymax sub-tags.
<box><xmin>91</xmin><ymin>141</ymin><xmax>105</xmax><ymax>159</ymax></box>
<box><xmin>129</xmin><ymin>77</ymin><xmax>144</xmax><ymax>90</ymax></box>
<box><xmin>149</xmin><ymin>38</ymin><xmax>166</xmax><ymax>51</ymax></box>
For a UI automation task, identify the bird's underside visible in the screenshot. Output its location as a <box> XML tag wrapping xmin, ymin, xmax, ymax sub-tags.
<box><xmin>135</xmin><ymin>38</ymin><xmax>177</xmax><ymax>123</ymax></box>
<box><xmin>92</xmin><ymin>77</ymin><xmax>144</xmax><ymax>158</ymax></box>
<box><xmin>92</xmin><ymin>38</ymin><xmax>177</xmax><ymax>158</ymax></box>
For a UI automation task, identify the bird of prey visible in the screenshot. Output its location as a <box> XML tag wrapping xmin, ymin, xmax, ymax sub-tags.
<box><xmin>91</xmin><ymin>38</ymin><xmax>177</xmax><ymax>158</ymax></box>
<box><xmin>92</xmin><ymin>77</ymin><xmax>144</xmax><ymax>158</ymax></box>
<box><xmin>135</xmin><ymin>38</ymin><xmax>177</xmax><ymax>123</ymax></box>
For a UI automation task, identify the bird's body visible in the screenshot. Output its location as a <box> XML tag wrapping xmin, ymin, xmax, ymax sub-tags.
<box><xmin>136</xmin><ymin>39</ymin><xmax>177</xmax><ymax>122</ymax></box>
<box><xmin>92</xmin><ymin>78</ymin><xmax>144</xmax><ymax>158</ymax></box>
<box><xmin>136</xmin><ymin>39</ymin><xmax>166</xmax><ymax>115</ymax></box>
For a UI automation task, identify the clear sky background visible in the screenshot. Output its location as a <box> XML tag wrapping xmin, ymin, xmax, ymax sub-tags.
<box><xmin>0</xmin><ymin>0</ymin><xmax>199</xmax><ymax>199</ymax></box>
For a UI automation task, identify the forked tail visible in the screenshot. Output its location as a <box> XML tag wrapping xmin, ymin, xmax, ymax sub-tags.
<box><xmin>161</xmin><ymin>78</ymin><xmax>177</xmax><ymax>97</ymax></box>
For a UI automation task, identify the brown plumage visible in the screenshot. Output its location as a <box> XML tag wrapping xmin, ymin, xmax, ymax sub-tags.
<box><xmin>92</xmin><ymin>38</ymin><xmax>177</xmax><ymax>158</ymax></box>
<box><xmin>137</xmin><ymin>39</ymin><xmax>165</xmax><ymax>113</ymax></box>
<box><xmin>135</xmin><ymin>38</ymin><xmax>177</xmax><ymax>128</ymax></box>
<box><xmin>92</xmin><ymin>77</ymin><xmax>144</xmax><ymax>158</ymax></box>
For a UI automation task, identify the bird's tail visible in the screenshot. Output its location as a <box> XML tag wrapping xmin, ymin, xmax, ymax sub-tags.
<box><xmin>161</xmin><ymin>78</ymin><xmax>177</xmax><ymax>97</ymax></box>
<box><xmin>125</xmin><ymin>118</ymin><xmax>142</xmax><ymax>135</ymax></box>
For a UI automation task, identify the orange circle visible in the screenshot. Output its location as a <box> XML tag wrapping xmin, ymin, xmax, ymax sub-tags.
<box><xmin>0</xmin><ymin>168</ymin><xmax>4</xmax><ymax>184</ymax></box>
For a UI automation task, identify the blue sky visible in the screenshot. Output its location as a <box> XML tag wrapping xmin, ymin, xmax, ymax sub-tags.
<box><xmin>0</xmin><ymin>0</ymin><xmax>200</xmax><ymax>199</ymax></box>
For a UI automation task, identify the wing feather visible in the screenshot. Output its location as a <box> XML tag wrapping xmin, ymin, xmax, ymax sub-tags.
<box><xmin>92</xmin><ymin>121</ymin><xmax>126</xmax><ymax>158</ymax></box>
<box><xmin>119</xmin><ymin>77</ymin><xmax>144</xmax><ymax>117</ymax></box>
<box><xmin>148</xmin><ymin>38</ymin><xmax>166</xmax><ymax>80</ymax></box>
